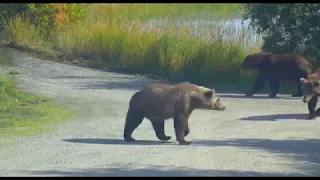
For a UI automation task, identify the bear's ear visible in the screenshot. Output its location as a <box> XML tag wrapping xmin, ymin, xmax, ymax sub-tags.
<box><xmin>204</xmin><ymin>90</ymin><xmax>213</xmax><ymax>99</ymax></box>
<box><xmin>300</xmin><ymin>78</ymin><xmax>307</xmax><ymax>83</ymax></box>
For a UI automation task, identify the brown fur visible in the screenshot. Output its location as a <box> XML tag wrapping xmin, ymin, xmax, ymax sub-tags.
<box><xmin>241</xmin><ymin>52</ymin><xmax>312</xmax><ymax>97</ymax></box>
<box><xmin>123</xmin><ymin>82</ymin><xmax>225</xmax><ymax>145</ymax></box>
<box><xmin>300</xmin><ymin>69</ymin><xmax>320</xmax><ymax>119</ymax></box>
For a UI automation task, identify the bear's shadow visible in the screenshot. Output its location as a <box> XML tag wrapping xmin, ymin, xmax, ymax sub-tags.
<box><xmin>217</xmin><ymin>94</ymin><xmax>301</xmax><ymax>100</ymax></box>
<box><xmin>239</xmin><ymin>113</ymin><xmax>310</xmax><ymax>121</ymax></box>
<box><xmin>62</xmin><ymin>138</ymin><xmax>176</xmax><ymax>146</ymax></box>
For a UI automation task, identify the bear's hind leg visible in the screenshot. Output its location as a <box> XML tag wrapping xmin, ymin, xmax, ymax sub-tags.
<box><xmin>268</xmin><ymin>78</ymin><xmax>280</xmax><ymax>97</ymax></box>
<box><xmin>307</xmin><ymin>96</ymin><xmax>318</xmax><ymax>119</ymax></box>
<box><xmin>174</xmin><ymin>113</ymin><xmax>191</xmax><ymax>145</ymax></box>
<box><xmin>151</xmin><ymin>120</ymin><xmax>171</xmax><ymax>141</ymax></box>
<box><xmin>123</xmin><ymin>108</ymin><xmax>144</xmax><ymax>142</ymax></box>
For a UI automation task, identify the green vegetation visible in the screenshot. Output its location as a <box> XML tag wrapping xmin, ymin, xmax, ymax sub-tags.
<box><xmin>2</xmin><ymin>4</ymin><xmax>319</xmax><ymax>88</ymax></box>
<box><xmin>0</xmin><ymin>17</ymin><xmax>75</xmax><ymax>143</ymax></box>
<box><xmin>0</xmin><ymin>3</ymin><xmax>262</xmax><ymax>87</ymax></box>
<box><xmin>243</xmin><ymin>3</ymin><xmax>320</xmax><ymax>62</ymax></box>
<box><xmin>0</xmin><ymin>72</ymin><xmax>76</xmax><ymax>143</ymax></box>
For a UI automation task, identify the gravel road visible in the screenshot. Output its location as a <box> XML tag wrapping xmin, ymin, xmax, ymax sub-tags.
<box><xmin>0</xmin><ymin>48</ymin><xmax>319</xmax><ymax>177</ymax></box>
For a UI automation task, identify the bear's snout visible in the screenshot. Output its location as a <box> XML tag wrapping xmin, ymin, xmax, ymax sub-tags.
<box><xmin>214</xmin><ymin>103</ymin><xmax>226</xmax><ymax>111</ymax></box>
<box><xmin>218</xmin><ymin>106</ymin><xmax>226</xmax><ymax>111</ymax></box>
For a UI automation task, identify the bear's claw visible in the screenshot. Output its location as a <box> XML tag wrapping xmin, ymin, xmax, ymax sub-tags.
<box><xmin>124</xmin><ymin>137</ymin><xmax>136</xmax><ymax>142</ymax></box>
<box><xmin>178</xmin><ymin>140</ymin><xmax>192</xmax><ymax>145</ymax></box>
<box><xmin>159</xmin><ymin>136</ymin><xmax>171</xmax><ymax>141</ymax></box>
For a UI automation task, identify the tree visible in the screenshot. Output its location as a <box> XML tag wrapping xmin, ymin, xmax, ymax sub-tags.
<box><xmin>0</xmin><ymin>3</ymin><xmax>88</xmax><ymax>39</ymax></box>
<box><xmin>242</xmin><ymin>3</ymin><xmax>320</xmax><ymax>61</ymax></box>
<box><xmin>0</xmin><ymin>3</ymin><xmax>28</xmax><ymax>31</ymax></box>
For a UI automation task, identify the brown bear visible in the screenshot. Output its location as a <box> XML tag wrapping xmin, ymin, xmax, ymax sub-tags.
<box><xmin>241</xmin><ymin>52</ymin><xmax>312</xmax><ymax>98</ymax></box>
<box><xmin>300</xmin><ymin>69</ymin><xmax>320</xmax><ymax>119</ymax></box>
<box><xmin>123</xmin><ymin>82</ymin><xmax>226</xmax><ymax>145</ymax></box>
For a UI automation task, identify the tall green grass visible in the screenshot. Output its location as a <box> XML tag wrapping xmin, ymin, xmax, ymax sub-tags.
<box><xmin>2</xmin><ymin>3</ymin><xmax>262</xmax><ymax>86</ymax></box>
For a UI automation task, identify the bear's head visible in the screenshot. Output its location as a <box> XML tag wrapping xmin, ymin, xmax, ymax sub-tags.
<box><xmin>241</xmin><ymin>53</ymin><xmax>269</xmax><ymax>70</ymax></box>
<box><xmin>300</xmin><ymin>76</ymin><xmax>320</xmax><ymax>103</ymax></box>
<box><xmin>196</xmin><ymin>86</ymin><xmax>226</xmax><ymax>111</ymax></box>
<box><xmin>241</xmin><ymin>54</ymin><xmax>258</xmax><ymax>70</ymax></box>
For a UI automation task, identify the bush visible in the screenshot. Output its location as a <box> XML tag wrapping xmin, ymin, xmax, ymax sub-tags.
<box><xmin>2</xmin><ymin>4</ymin><xmax>262</xmax><ymax>86</ymax></box>
<box><xmin>0</xmin><ymin>3</ymin><xmax>27</xmax><ymax>32</ymax></box>
<box><xmin>0</xmin><ymin>3</ymin><xmax>88</xmax><ymax>39</ymax></box>
<box><xmin>243</xmin><ymin>3</ymin><xmax>320</xmax><ymax>61</ymax></box>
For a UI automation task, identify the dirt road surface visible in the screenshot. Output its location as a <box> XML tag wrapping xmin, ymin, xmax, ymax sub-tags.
<box><xmin>0</xmin><ymin>48</ymin><xmax>319</xmax><ymax>177</ymax></box>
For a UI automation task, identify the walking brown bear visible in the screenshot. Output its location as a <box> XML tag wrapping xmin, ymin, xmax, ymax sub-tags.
<box><xmin>123</xmin><ymin>82</ymin><xmax>226</xmax><ymax>145</ymax></box>
<box><xmin>300</xmin><ymin>68</ymin><xmax>320</xmax><ymax>119</ymax></box>
<box><xmin>241</xmin><ymin>52</ymin><xmax>312</xmax><ymax>98</ymax></box>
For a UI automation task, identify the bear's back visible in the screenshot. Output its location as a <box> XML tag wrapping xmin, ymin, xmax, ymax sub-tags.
<box><xmin>129</xmin><ymin>82</ymin><xmax>205</xmax><ymax>120</ymax></box>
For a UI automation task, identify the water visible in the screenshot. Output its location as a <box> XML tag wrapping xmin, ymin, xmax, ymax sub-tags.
<box><xmin>141</xmin><ymin>17</ymin><xmax>263</xmax><ymax>49</ymax></box>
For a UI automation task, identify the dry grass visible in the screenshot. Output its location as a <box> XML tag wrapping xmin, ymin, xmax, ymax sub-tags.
<box><xmin>2</xmin><ymin>3</ymin><xmax>263</xmax><ymax>85</ymax></box>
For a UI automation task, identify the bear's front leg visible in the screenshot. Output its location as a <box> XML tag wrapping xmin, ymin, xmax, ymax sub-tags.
<box><xmin>292</xmin><ymin>77</ymin><xmax>304</xmax><ymax>97</ymax></box>
<box><xmin>307</xmin><ymin>96</ymin><xmax>318</xmax><ymax>119</ymax></box>
<box><xmin>307</xmin><ymin>107</ymin><xmax>320</xmax><ymax>120</ymax></box>
<box><xmin>184</xmin><ymin>126</ymin><xmax>190</xmax><ymax>137</ymax></box>
<box><xmin>151</xmin><ymin>120</ymin><xmax>171</xmax><ymax>141</ymax></box>
<box><xmin>246</xmin><ymin>72</ymin><xmax>267</xmax><ymax>97</ymax></box>
<box><xmin>174</xmin><ymin>113</ymin><xmax>191</xmax><ymax>145</ymax></box>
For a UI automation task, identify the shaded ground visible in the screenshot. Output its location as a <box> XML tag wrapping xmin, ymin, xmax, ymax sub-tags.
<box><xmin>0</xmin><ymin>47</ymin><xmax>319</xmax><ymax>177</ymax></box>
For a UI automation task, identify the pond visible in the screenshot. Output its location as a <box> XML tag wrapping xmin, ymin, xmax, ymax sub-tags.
<box><xmin>141</xmin><ymin>17</ymin><xmax>263</xmax><ymax>50</ymax></box>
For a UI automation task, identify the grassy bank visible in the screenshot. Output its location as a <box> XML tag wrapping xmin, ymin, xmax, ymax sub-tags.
<box><xmin>0</xmin><ymin>74</ymin><xmax>76</xmax><ymax>142</ymax></box>
<box><xmin>1</xmin><ymin>3</ymin><xmax>262</xmax><ymax>87</ymax></box>
<box><xmin>0</xmin><ymin>55</ymin><xmax>76</xmax><ymax>143</ymax></box>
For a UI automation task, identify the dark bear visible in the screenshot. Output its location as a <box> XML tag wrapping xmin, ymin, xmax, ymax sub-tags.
<box><xmin>123</xmin><ymin>82</ymin><xmax>226</xmax><ymax>145</ymax></box>
<box><xmin>241</xmin><ymin>52</ymin><xmax>312</xmax><ymax>98</ymax></box>
<box><xmin>300</xmin><ymin>69</ymin><xmax>320</xmax><ymax>119</ymax></box>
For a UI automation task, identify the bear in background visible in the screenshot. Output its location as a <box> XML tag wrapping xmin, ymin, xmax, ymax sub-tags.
<box><xmin>241</xmin><ymin>52</ymin><xmax>312</xmax><ymax>98</ymax></box>
<box><xmin>123</xmin><ymin>82</ymin><xmax>226</xmax><ymax>145</ymax></box>
<box><xmin>300</xmin><ymin>69</ymin><xmax>320</xmax><ymax>119</ymax></box>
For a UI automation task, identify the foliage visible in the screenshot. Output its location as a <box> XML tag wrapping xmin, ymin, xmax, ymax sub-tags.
<box><xmin>0</xmin><ymin>3</ymin><xmax>27</xmax><ymax>31</ymax></box>
<box><xmin>0</xmin><ymin>3</ymin><xmax>88</xmax><ymax>39</ymax></box>
<box><xmin>242</xmin><ymin>3</ymin><xmax>320</xmax><ymax>60</ymax></box>
<box><xmin>2</xmin><ymin>4</ymin><xmax>262</xmax><ymax>86</ymax></box>
<box><xmin>27</xmin><ymin>3</ymin><xmax>88</xmax><ymax>29</ymax></box>
<box><xmin>0</xmin><ymin>3</ymin><xmax>27</xmax><ymax>19</ymax></box>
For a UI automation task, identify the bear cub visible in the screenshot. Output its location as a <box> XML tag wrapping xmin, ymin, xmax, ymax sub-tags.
<box><xmin>123</xmin><ymin>82</ymin><xmax>226</xmax><ymax>145</ymax></box>
<box><xmin>300</xmin><ymin>69</ymin><xmax>320</xmax><ymax>119</ymax></box>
